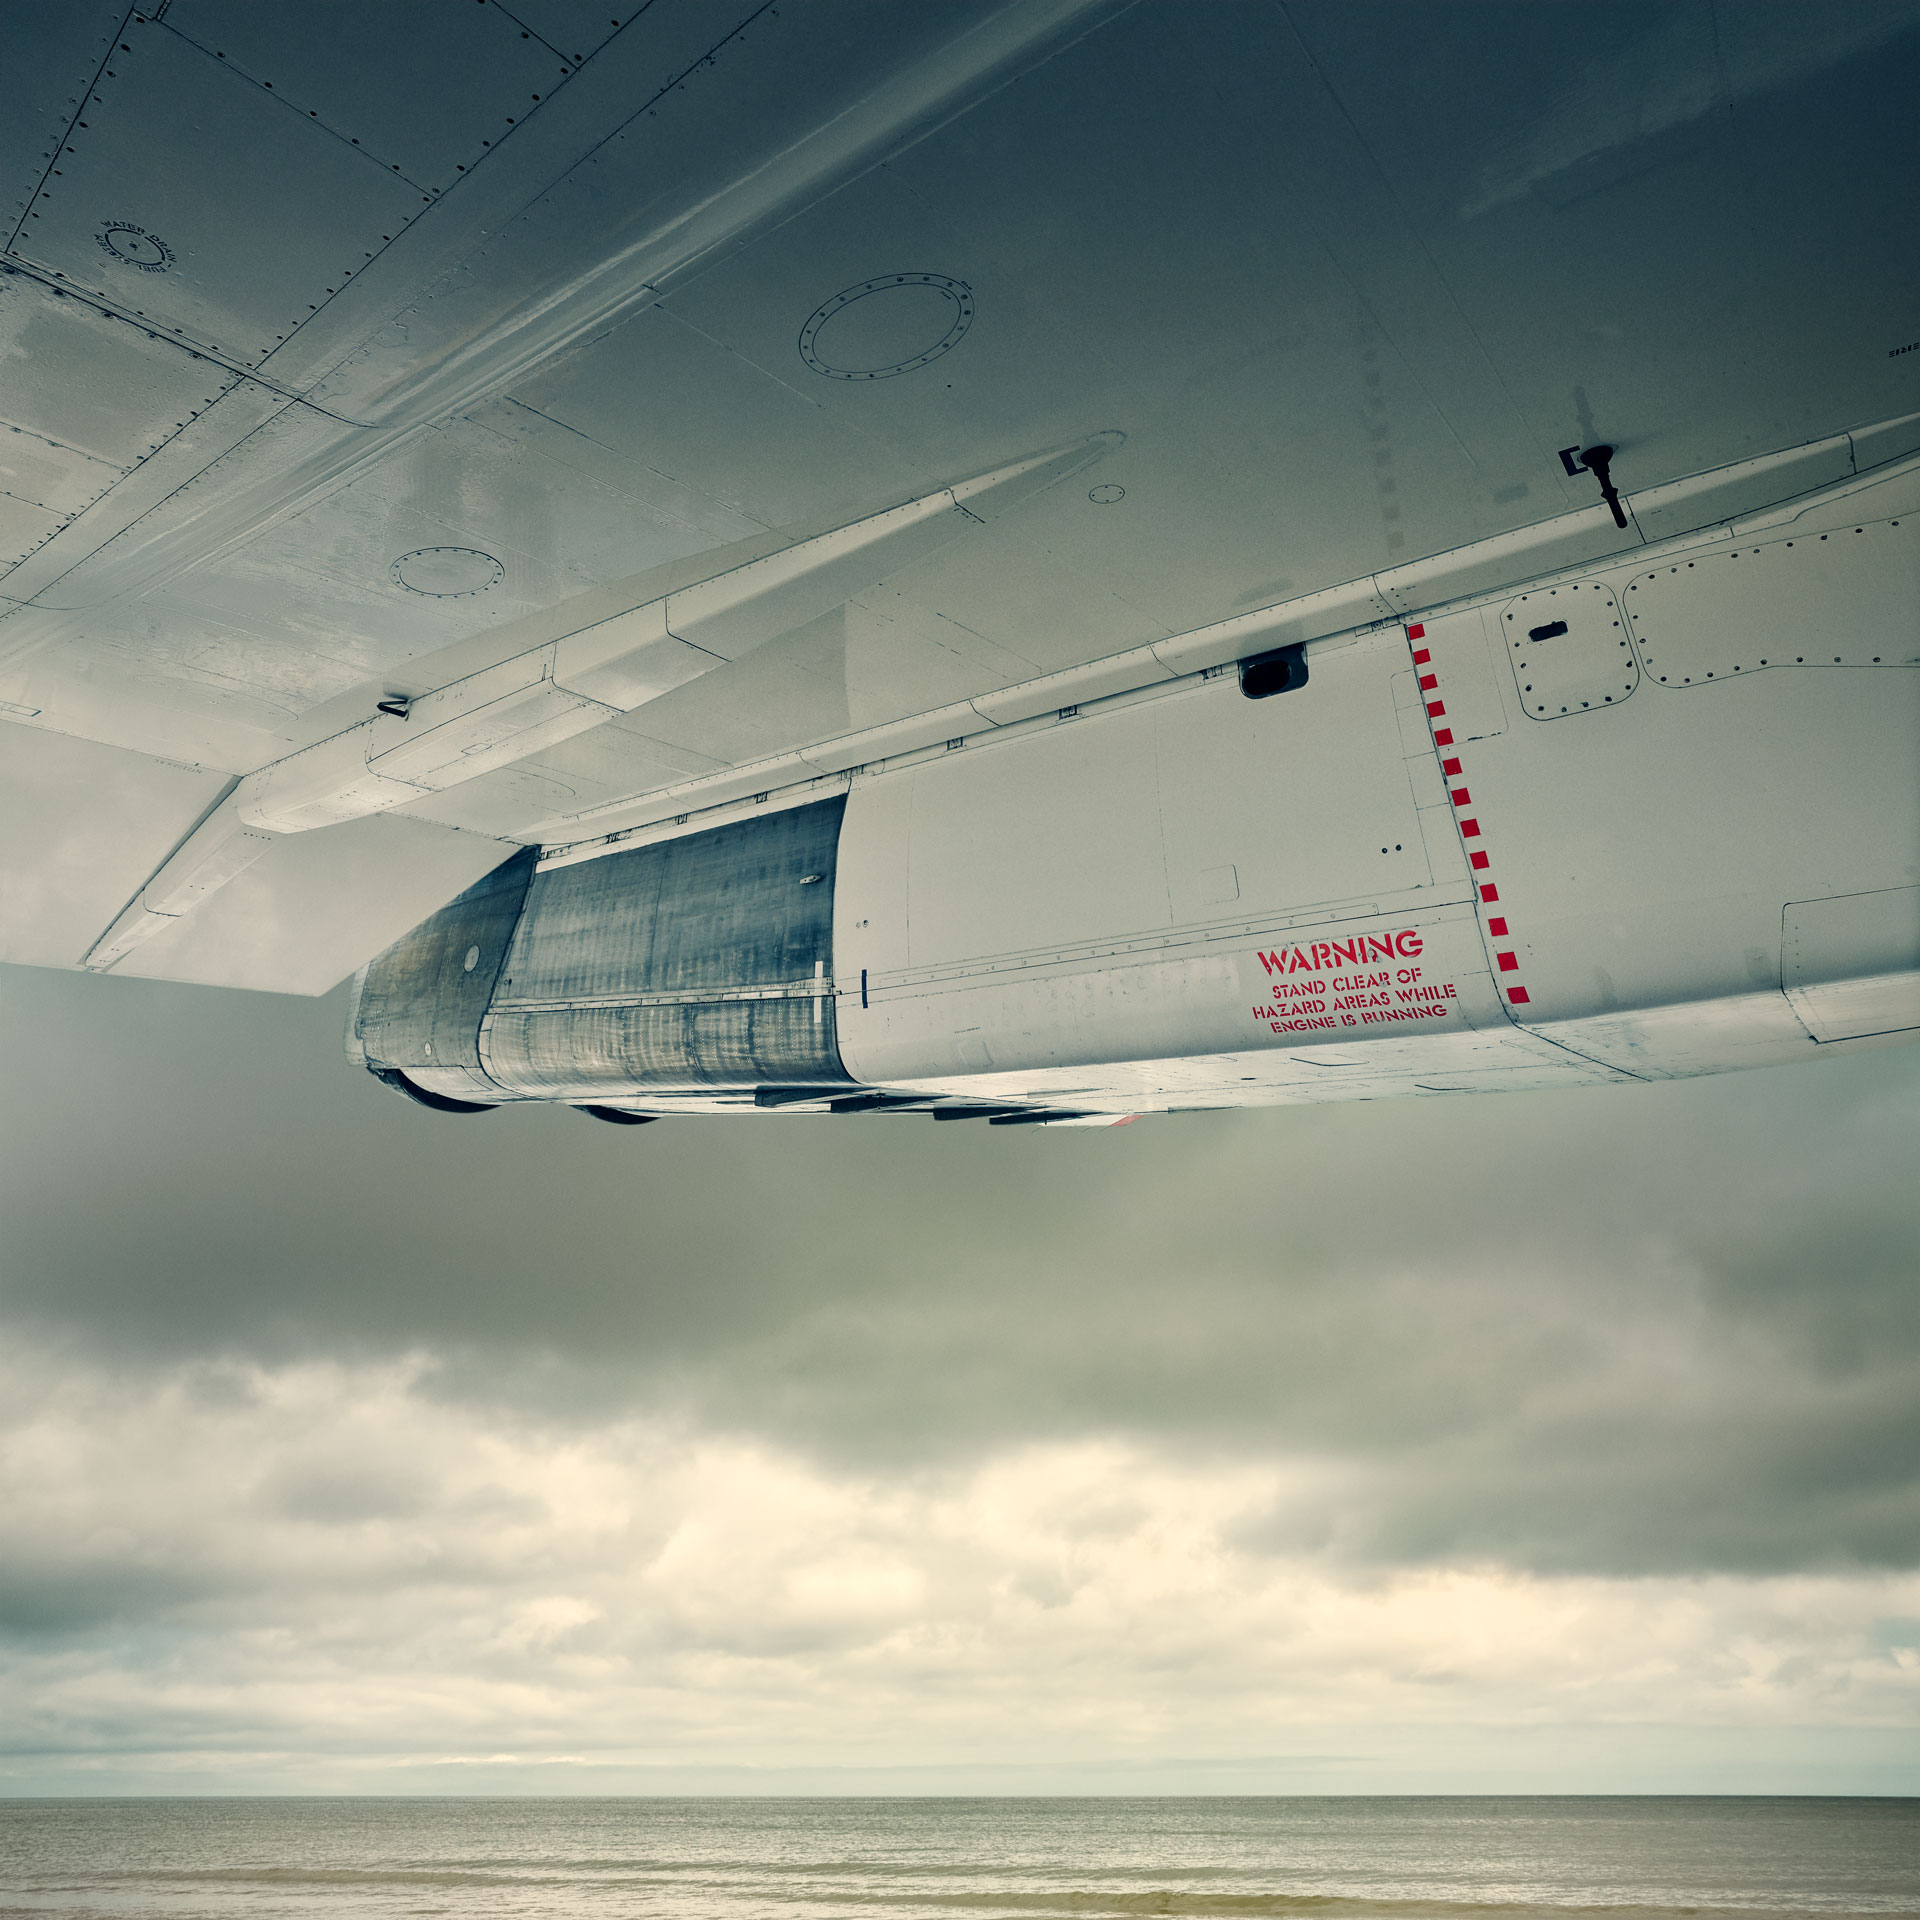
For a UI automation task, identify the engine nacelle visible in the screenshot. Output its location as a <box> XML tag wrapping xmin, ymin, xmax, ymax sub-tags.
<box><xmin>351</xmin><ymin>486</ymin><xmax>1919</xmax><ymax>1119</ymax></box>
<box><xmin>350</xmin><ymin>801</ymin><xmax>851</xmax><ymax>1111</ymax></box>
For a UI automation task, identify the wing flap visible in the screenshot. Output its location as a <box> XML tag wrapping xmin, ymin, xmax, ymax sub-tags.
<box><xmin>0</xmin><ymin>722</ymin><xmax>230</xmax><ymax>972</ymax></box>
<box><xmin>0</xmin><ymin>716</ymin><xmax>513</xmax><ymax>994</ymax></box>
<box><xmin>111</xmin><ymin>811</ymin><xmax>517</xmax><ymax>997</ymax></box>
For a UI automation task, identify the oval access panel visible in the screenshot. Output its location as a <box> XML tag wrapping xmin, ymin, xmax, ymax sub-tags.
<box><xmin>798</xmin><ymin>273</ymin><xmax>974</xmax><ymax>380</ymax></box>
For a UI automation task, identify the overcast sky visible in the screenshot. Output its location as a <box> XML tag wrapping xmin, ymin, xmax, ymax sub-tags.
<box><xmin>1</xmin><ymin>962</ymin><xmax>1916</xmax><ymax>1794</ymax></box>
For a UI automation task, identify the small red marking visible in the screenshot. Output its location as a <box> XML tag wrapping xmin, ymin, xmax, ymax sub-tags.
<box><xmin>1412</xmin><ymin>689</ymin><xmax>1533</xmax><ymax>1013</ymax></box>
<box><xmin>1407</xmin><ymin>623</ymin><xmax>1426</xmax><ymax>639</ymax></box>
<box><xmin>1412</xmin><ymin>648</ymin><xmax>1431</xmax><ymax>665</ymax></box>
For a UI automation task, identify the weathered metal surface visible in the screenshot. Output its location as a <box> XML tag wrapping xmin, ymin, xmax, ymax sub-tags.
<box><xmin>482</xmin><ymin>998</ymin><xmax>846</xmax><ymax>1098</ymax></box>
<box><xmin>353</xmin><ymin>846</ymin><xmax>538</xmax><ymax>1100</ymax></box>
<box><xmin>475</xmin><ymin>798</ymin><xmax>851</xmax><ymax>1095</ymax></box>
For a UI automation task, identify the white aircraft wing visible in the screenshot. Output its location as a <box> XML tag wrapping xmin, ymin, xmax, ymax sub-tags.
<box><xmin>1</xmin><ymin>0</ymin><xmax>1916</xmax><ymax>1016</ymax></box>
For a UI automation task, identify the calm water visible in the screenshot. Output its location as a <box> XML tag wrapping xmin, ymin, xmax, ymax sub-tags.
<box><xmin>1</xmin><ymin>1797</ymin><xmax>1915</xmax><ymax>1919</ymax></box>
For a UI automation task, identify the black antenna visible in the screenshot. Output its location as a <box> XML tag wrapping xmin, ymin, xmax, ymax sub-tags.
<box><xmin>1559</xmin><ymin>443</ymin><xmax>1628</xmax><ymax>529</ymax></box>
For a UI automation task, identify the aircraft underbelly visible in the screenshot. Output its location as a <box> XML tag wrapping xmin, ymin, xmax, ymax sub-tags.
<box><xmin>348</xmin><ymin>482</ymin><xmax>1919</xmax><ymax>1115</ymax></box>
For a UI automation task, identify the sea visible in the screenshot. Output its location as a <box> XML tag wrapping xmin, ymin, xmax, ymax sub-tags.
<box><xmin>1</xmin><ymin>1796</ymin><xmax>1916</xmax><ymax>1920</ymax></box>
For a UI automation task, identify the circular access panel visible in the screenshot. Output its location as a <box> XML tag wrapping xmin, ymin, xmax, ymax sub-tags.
<box><xmin>389</xmin><ymin>547</ymin><xmax>504</xmax><ymax>597</ymax></box>
<box><xmin>96</xmin><ymin>221</ymin><xmax>174</xmax><ymax>272</ymax></box>
<box><xmin>798</xmin><ymin>273</ymin><xmax>974</xmax><ymax>380</ymax></box>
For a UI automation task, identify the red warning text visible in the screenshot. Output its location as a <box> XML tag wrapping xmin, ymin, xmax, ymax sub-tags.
<box><xmin>1258</xmin><ymin>929</ymin><xmax>1423</xmax><ymax>975</ymax></box>
<box><xmin>1249</xmin><ymin>927</ymin><xmax>1462</xmax><ymax>1036</ymax></box>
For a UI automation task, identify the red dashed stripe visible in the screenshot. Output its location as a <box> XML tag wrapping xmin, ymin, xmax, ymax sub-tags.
<box><xmin>1405</xmin><ymin>622</ymin><xmax>1536</xmax><ymax>1014</ymax></box>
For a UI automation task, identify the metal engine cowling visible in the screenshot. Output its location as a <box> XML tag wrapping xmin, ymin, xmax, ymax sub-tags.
<box><xmin>349</xmin><ymin>798</ymin><xmax>855</xmax><ymax>1105</ymax></box>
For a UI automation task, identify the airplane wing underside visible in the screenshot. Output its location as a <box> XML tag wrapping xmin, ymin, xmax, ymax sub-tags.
<box><xmin>1</xmin><ymin>0</ymin><xmax>1916</xmax><ymax>1113</ymax></box>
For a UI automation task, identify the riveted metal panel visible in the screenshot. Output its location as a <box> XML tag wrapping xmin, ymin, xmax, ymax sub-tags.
<box><xmin>0</xmin><ymin>416</ymin><xmax>119</xmax><ymax>520</ymax></box>
<box><xmin>1624</xmin><ymin>518</ymin><xmax>1920</xmax><ymax>687</ymax></box>
<box><xmin>1498</xmin><ymin>581</ymin><xmax>1637</xmax><ymax>719</ymax></box>
<box><xmin>0</xmin><ymin>270</ymin><xmax>229</xmax><ymax>472</ymax></box>
<box><xmin>0</xmin><ymin>1</ymin><xmax>124</xmax><ymax>239</ymax></box>
<box><xmin>0</xmin><ymin>494</ymin><xmax>62</xmax><ymax>569</ymax></box>
<box><xmin>502</xmin><ymin>2</ymin><xmax>645</xmax><ymax>67</ymax></box>
<box><xmin>13</xmin><ymin>18</ymin><xmax>422</xmax><ymax>367</ymax></box>
<box><xmin>162</xmin><ymin>0</ymin><xmax>569</xmax><ymax>193</ymax></box>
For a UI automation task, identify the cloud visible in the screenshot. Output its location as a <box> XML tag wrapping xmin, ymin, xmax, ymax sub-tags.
<box><xmin>1</xmin><ymin>1343</ymin><xmax>1916</xmax><ymax>1784</ymax></box>
<box><xmin>1</xmin><ymin>964</ymin><xmax>1918</xmax><ymax>1782</ymax></box>
<box><xmin>3</xmin><ymin>968</ymin><xmax>1919</xmax><ymax>1583</ymax></box>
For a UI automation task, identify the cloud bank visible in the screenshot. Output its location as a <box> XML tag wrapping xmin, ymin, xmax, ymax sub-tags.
<box><xmin>1</xmin><ymin>967</ymin><xmax>1916</xmax><ymax>1790</ymax></box>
